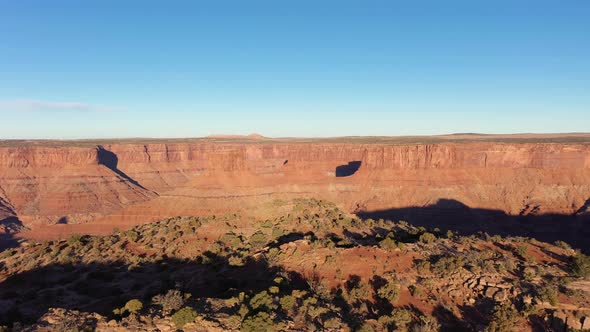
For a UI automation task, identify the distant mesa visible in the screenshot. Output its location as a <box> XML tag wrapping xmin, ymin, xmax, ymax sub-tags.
<box><xmin>206</xmin><ymin>133</ymin><xmax>266</xmax><ymax>139</ymax></box>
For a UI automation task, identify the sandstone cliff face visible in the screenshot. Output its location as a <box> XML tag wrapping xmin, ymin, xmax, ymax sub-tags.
<box><xmin>0</xmin><ymin>146</ymin><xmax>156</xmax><ymax>226</ymax></box>
<box><xmin>1</xmin><ymin>141</ymin><xmax>589</xmax><ymax>242</ymax></box>
<box><xmin>360</xmin><ymin>143</ymin><xmax>590</xmax><ymax>169</ymax></box>
<box><xmin>0</xmin><ymin>147</ymin><xmax>100</xmax><ymax>168</ymax></box>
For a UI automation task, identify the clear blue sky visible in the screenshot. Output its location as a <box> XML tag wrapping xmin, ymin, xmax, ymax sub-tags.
<box><xmin>1</xmin><ymin>0</ymin><xmax>588</xmax><ymax>139</ymax></box>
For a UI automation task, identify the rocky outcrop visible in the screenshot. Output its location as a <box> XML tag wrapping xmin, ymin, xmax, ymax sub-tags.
<box><xmin>19</xmin><ymin>308</ymin><xmax>228</xmax><ymax>332</ymax></box>
<box><xmin>549</xmin><ymin>310</ymin><xmax>590</xmax><ymax>331</ymax></box>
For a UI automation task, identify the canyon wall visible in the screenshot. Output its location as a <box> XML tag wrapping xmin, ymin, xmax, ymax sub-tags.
<box><xmin>1</xmin><ymin>139</ymin><xmax>589</xmax><ymax>243</ymax></box>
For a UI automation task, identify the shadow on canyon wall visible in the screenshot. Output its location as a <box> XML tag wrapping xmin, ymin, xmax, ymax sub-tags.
<box><xmin>96</xmin><ymin>146</ymin><xmax>150</xmax><ymax>191</ymax></box>
<box><xmin>335</xmin><ymin>161</ymin><xmax>362</xmax><ymax>177</ymax></box>
<box><xmin>357</xmin><ymin>198</ymin><xmax>590</xmax><ymax>252</ymax></box>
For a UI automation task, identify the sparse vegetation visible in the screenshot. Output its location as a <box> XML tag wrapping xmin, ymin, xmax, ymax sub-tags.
<box><xmin>419</xmin><ymin>232</ymin><xmax>437</xmax><ymax>244</ymax></box>
<box><xmin>376</xmin><ymin>280</ymin><xmax>400</xmax><ymax>304</ymax></box>
<box><xmin>537</xmin><ymin>285</ymin><xmax>558</xmax><ymax>305</ymax></box>
<box><xmin>241</xmin><ymin>312</ymin><xmax>274</xmax><ymax>332</ymax></box>
<box><xmin>0</xmin><ymin>198</ymin><xmax>587</xmax><ymax>331</ymax></box>
<box><xmin>554</xmin><ymin>240</ymin><xmax>571</xmax><ymax>250</ymax></box>
<box><xmin>571</xmin><ymin>253</ymin><xmax>590</xmax><ymax>278</ymax></box>
<box><xmin>516</xmin><ymin>245</ymin><xmax>528</xmax><ymax>257</ymax></box>
<box><xmin>123</xmin><ymin>299</ymin><xmax>143</xmax><ymax>314</ymax></box>
<box><xmin>152</xmin><ymin>289</ymin><xmax>187</xmax><ymax>314</ymax></box>
<box><xmin>171</xmin><ymin>307</ymin><xmax>198</xmax><ymax>328</ymax></box>
<box><xmin>250</xmin><ymin>230</ymin><xmax>268</xmax><ymax>248</ymax></box>
<box><xmin>485</xmin><ymin>304</ymin><xmax>519</xmax><ymax>332</ymax></box>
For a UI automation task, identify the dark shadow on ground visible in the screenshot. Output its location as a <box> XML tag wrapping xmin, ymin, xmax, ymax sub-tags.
<box><xmin>0</xmin><ymin>252</ymin><xmax>308</xmax><ymax>326</ymax></box>
<box><xmin>0</xmin><ymin>217</ymin><xmax>25</xmax><ymax>251</ymax></box>
<box><xmin>357</xmin><ymin>198</ymin><xmax>590</xmax><ymax>252</ymax></box>
<box><xmin>433</xmin><ymin>304</ymin><xmax>472</xmax><ymax>332</ymax></box>
<box><xmin>335</xmin><ymin>161</ymin><xmax>362</xmax><ymax>177</ymax></box>
<box><xmin>576</xmin><ymin>198</ymin><xmax>590</xmax><ymax>215</ymax></box>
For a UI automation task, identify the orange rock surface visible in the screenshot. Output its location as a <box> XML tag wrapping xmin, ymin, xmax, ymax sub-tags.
<box><xmin>1</xmin><ymin>135</ymin><xmax>590</xmax><ymax>243</ymax></box>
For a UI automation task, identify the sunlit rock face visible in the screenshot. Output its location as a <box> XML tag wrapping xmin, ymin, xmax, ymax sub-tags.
<box><xmin>1</xmin><ymin>136</ymin><xmax>590</xmax><ymax>245</ymax></box>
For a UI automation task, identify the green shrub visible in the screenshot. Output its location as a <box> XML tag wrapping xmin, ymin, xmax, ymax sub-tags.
<box><xmin>390</xmin><ymin>309</ymin><xmax>413</xmax><ymax>330</ymax></box>
<box><xmin>152</xmin><ymin>289</ymin><xmax>186</xmax><ymax>314</ymax></box>
<box><xmin>0</xmin><ymin>250</ymin><xmax>16</xmax><ymax>259</ymax></box>
<box><xmin>408</xmin><ymin>285</ymin><xmax>422</xmax><ymax>297</ymax></box>
<box><xmin>272</xmin><ymin>227</ymin><xmax>285</xmax><ymax>238</ymax></box>
<box><xmin>415</xmin><ymin>260</ymin><xmax>431</xmax><ymax>274</ymax></box>
<box><xmin>124</xmin><ymin>299</ymin><xmax>143</xmax><ymax>314</ymax></box>
<box><xmin>516</xmin><ymin>245</ymin><xmax>528</xmax><ymax>257</ymax></box>
<box><xmin>172</xmin><ymin>307</ymin><xmax>198</xmax><ymax>328</ymax></box>
<box><xmin>302</xmin><ymin>296</ymin><xmax>328</xmax><ymax>319</ymax></box>
<box><xmin>419</xmin><ymin>232</ymin><xmax>437</xmax><ymax>244</ymax></box>
<box><xmin>249</xmin><ymin>291</ymin><xmax>276</xmax><ymax>311</ymax></box>
<box><xmin>229</xmin><ymin>255</ymin><xmax>246</xmax><ymax>267</ymax></box>
<box><xmin>279</xmin><ymin>295</ymin><xmax>296</xmax><ymax>311</ymax></box>
<box><xmin>125</xmin><ymin>230</ymin><xmax>140</xmax><ymax>242</ymax></box>
<box><xmin>67</xmin><ymin>234</ymin><xmax>83</xmax><ymax>246</ymax></box>
<box><xmin>238</xmin><ymin>304</ymin><xmax>249</xmax><ymax>318</ymax></box>
<box><xmin>485</xmin><ymin>304</ymin><xmax>519</xmax><ymax>332</ymax></box>
<box><xmin>537</xmin><ymin>285</ymin><xmax>558</xmax><ymax>305</ymax></box>
<box><xmin>572</xmin><ymin>253</ymin><xmax>590</xmax><ymax>278</ymax></box>
<box><xmin>379</xmin><ymin>237</ymin><xmax>398</xmax><ymax>250</ymax></box>
<box><xmin>377</xmin><ymin>281</ymin><xmax>400</xmax><ymax>304</ymax></box>
<box><xmin>241</xmin><ymin>312</ymin><xmax>274</xmax><ymax>332</ymax></box>
<box><xmin>554</xmin><ymin>240</ymin><xmax>571</xmax><ymax>250</ymax></box>
<box><xmin>260</xmin><ymin>220</ymin><xmax>273</xmax><ymax>228</ymax></box>
<box><xmin>431</xmin><ymin>255</ymin><xmax>464</xmax><ymax>276</ymax></box>
<box><xmin>345</xmin><ymin>282</ymin><xmax>371</xmax><ymax>304</ymax></box>
<box><xmin>413</xmin><ymin>315</ymin><xmax>440</xmax><ymax>332</ymax></box>
<box><xmin>220</xmin><ymin>232</ymin><xmax>242</xmax><ymax>248</ymax></box>
<box><xmin>523</xmin><ymin>267</ymin><xmax>537</xmax><ymax>282</ymax></box>
<box><xmin>250</xmin><ymin>230</ymin><xmax>268</xmax><ymax>248</ymax></box>
<box><xmin>356</xmin><ymin>322</ymin><xmax>375</xmax><ymax>332</ymax></box>
<box><xmin>324</xmin><ymin>317</ymin><xmax>344</xmax><ymax>329</ymax></box>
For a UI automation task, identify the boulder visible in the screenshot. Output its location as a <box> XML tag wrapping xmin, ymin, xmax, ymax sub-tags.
<box><xmin>484</xmin><ymin>287</ymin><xmax>499</xmax><ymax>298</ymax></box>
<box><xmin>493</xmin><ymin>289</ymin><xmax>508</xmax><ymax>302</ymax></box>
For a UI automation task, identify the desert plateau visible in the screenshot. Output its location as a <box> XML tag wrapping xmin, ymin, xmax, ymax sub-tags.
<box><xmin>1</xmin><ymin>134</ymin><xmax>590</xmax><ymax>331</ymax></box>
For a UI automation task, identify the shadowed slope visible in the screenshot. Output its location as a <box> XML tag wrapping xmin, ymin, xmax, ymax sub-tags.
<box><xmin>357</xmin><ymin>198</ymin><xmax>590</xmax><ymax>251</ymax></box>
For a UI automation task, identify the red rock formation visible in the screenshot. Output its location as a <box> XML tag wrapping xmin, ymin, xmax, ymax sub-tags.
<box><xmin>0</xmin><ymin>146</ymin><xmax>156</xmax><ymax>226</ymax></box>
<box><xmin>1</xmin><ymin>137</ymin><xmax>589</xmax><ymax>241</ymax></box>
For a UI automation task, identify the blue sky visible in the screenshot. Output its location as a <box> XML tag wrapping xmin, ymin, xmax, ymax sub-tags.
<box><xmin>0</xmin><ymin>1</ymin><xmax>588</xmax><ymax>139</ymax></box>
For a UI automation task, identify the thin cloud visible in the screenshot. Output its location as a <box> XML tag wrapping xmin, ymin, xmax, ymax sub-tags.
<box><xmin>0</xmin><ymin>99</ymin><xmax>125</xmax><ymax>112</ymax></box>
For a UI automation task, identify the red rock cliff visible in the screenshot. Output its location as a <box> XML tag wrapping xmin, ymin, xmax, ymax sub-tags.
<box><xmin>1</xmin><ymin>139</ymin><xmax>589</xmax><ymax>235</ymax></box>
